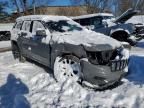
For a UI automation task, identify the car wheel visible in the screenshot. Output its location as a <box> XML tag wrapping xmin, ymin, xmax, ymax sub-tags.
<box><xmin>54</xmin><ymin>56</ymin><xmax>82</xmax><ymax>82</ymax></box>
<box><xmin>12</xmin><ymin>44</ymin><xmax>26</xmax><ymax>62</ymax></box>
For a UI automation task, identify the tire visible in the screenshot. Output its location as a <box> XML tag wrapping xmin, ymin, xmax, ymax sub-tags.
<box><xmin>54</xmin><ymin>56</ymin><xmax>82</xmax><ymax>82</ymax></box>
<box><xmin>12</xmin><ymin>43</ymin><xmax>26</xmax><ymax>62</ymax></box>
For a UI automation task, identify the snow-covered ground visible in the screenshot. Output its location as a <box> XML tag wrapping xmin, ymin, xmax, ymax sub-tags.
<box><xmin>0</xmin><ymin>41</ymin><xmax>11</xmax><ymax>49</ymax></box>
<box><xmin>0</xmin><ymin>40</ymin><xmax>144</xmax><ymax>108</ymax></box>
<box><xmin>0</xmin><ymin>23</ymin><xmax>14</xmax><ymax>31</ymax></box>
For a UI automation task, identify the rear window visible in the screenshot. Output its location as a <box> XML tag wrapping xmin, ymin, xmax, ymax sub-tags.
<box><xmin>74</xmin><ymin>18</ymin><xmax>91</xmax><ymax>26</ymax></box>
<box><xmin>22</xmin><ymin>21</ymin><xmax>31</xmax><ymax>32</ymax></box>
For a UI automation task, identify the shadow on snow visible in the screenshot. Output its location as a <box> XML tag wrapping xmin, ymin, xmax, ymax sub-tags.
<box><xmin>0</xmin><ymin>74</ymin><xmax>30</xmax><ymax>108</ymax></box>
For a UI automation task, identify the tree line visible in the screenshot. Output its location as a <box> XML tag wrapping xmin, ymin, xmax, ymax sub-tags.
<box><xmin>81</xmin><ymin>0</ymin><xmax>144</xmax><ymax>16</ymax></box>
<box><xmin>0</xmin><ymin>0</ymin><xmax>144</xmax><ymax>18</ymax></box>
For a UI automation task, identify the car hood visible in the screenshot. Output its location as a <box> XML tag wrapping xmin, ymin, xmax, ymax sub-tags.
<box><xmin>52</xmin><ymin>30</ymin><xmax>121</xmax><ymax>51</ymax></box>
<box><xmin>114</xmin><ymin>8</ymin><xmax>139</xmax><ymax>23</ymax></box>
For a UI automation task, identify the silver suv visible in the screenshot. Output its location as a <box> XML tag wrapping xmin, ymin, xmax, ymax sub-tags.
<box><xmin>11</xmin><ymin>15</ymin><xmax>129</xmax><ymax>89</ymax></box>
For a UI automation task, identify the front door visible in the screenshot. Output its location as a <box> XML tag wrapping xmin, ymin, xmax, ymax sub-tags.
<box><xmin>29</xmin><ymin>21</ymin><xmax>51</xmax><ymax>66</ymax></box>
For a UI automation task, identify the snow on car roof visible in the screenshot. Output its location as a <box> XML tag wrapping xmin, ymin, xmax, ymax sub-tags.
<box><xmin>71</xmin><ymin>13</ymin><xmax>114</xmax><ymax>20</ymax></box>
<box><xmin>16</xmin><ymin>15</ymin><xmax>71</xmax><ymax>22</ymax></box>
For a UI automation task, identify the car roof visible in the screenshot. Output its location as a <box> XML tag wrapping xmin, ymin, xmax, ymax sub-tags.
<box><xmin>16</xmin><ymin>15</ymin><xmax>71</xmax><ymax>22</ymax></box>
<box><xmin>71</xmin><ymin>13</ymin><xmax>114</xmax><ymax>20</ymax></box>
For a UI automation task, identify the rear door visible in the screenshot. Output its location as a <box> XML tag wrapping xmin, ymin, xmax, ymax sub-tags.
<box><xmin>18</xmin><ymin>20</ymin><xmax>33</xmax><ymax>57</ymax></box>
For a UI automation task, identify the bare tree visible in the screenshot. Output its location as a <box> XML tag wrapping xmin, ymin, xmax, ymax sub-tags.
<box><xmin>11</xmin><ymin>0</ymin><xmax>55</xmax><ymax>15</ymax></box>
<box><xmin>83</xmin><ymin>0</ymin><xmax>111</xmax><ymax>14</ymax></box>
<box><xmin>0</xmin><ymin>1</ymin><xmax>8</xmax><ymax>17</ymax></box>
<box><xmin>136</xmin><ymin>0</ymin><xmax>144</xmax><ymax>14</ymax></box>
<box><xmin>11</xmin><ymin>0</ymin><xmax>28</xmax><ymax>15</ymax></box>
<box><xmin>116</xmin><ymin>0</ymin><xmax>144</xmax><ymax>15</ymax></box>
<box><xmin>12</xmin><ymin>0</ymin><xmax>20</xmax><ymax>14</ymax></box>
<box><xmin>19</xmin><ymin>0</ymin><xmax>28</xmax><ymax>14</ymax></box>
<box><xmin>31</xmin><ymin>0</ymin><xmax>54</xmax><ymax>14</ymax></box>
<box><xmin>118</xmin><ymin>0</ymin><xmax>132</xmax><ymax>14</ymax></box>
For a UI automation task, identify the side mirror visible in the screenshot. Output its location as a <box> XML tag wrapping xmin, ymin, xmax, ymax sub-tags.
<box><xmin>36</xmin><ymin>28</ymin><xmax>46</xmax><ymax>37</ymax></box>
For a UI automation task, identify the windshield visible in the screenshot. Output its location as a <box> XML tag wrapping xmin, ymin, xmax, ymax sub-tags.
<box><xmin>46</xmin><ymin>20</ymin><xmax>83</xmax><ymax>33</ymax></box>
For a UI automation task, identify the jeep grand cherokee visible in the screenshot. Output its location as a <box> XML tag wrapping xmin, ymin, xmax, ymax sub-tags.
<box><xmin>11</xmin><ymin>15</ymin><xmax>129</xmax><ymax>89</ymax></box>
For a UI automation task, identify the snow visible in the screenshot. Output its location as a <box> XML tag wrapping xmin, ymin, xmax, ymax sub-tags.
<box><xmin>71</xmin><ymin>13</ymin><xmax>114</xmax><ymax>20</ymax></box>
<box><xmin>0</xmin><ymin>39</ymin><xmax>144</xmax><ymax>107</ymax></box>
<box><xmin>0</xmin><ymin>41</ymin><xmax>11</xmax><ymax>49</ymax></box>
<box><xmin>127</xmin><ymin>15</ymin><xmax>144</xmax><ymax>24</ymax></box>
<box><xmin>0</xmin><ymin>23</ymin><xmax>14</xmax><ymax>31</ymax></box>
<box><xmin>16</xmin><ymin>15</ymin><xmax>70</xmax><ymax>22</ymax></box>
<box><xmin>51</xmin><ymin>30</ymin><xmax>121</xmax><ymax>49</ymax></box>
<box><xmin>1</xmin><ymin>20</ymin><xmax>144</xmax><ymax>107</ymax></box>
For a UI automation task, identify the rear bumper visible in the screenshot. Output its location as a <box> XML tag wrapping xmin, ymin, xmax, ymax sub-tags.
<box><xmin>80</xmin><ymin>60</ymin><xmax>128</xmax><ymax>89</ymax></box>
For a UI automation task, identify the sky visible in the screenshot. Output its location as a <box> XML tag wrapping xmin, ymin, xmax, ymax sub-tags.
<box><xmin>0</xmin><ymin>0</ymin><xmax>82</xmax><ymax>14</ymax></box>
<box><xmin>49</xmin><ymin>0</ymin><xmax>72</xmax><ymax>6</ymax></box>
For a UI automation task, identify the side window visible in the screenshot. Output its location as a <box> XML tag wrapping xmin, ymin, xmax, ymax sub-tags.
<box><xmin>22</xmin><ymin>21</ymin><xmax>31</xmax><ymax>32</ymax></box>
<box><xmin>91</xmin><ymin>17</ymin><xmax>103</xmax><ymax>28</ymax></box>
<box><xmin>14</xmin><ymin>21</ymin><xmax>23</xmax><ymax>30</ymax></box>
<box><xmin>74</xmin><ymin>19</ymin><xmax>80</xmax><ymax>24</ymax></box>
<box><xmin>80</xmin><ymin>18</ymin><xmax>90</xmax><ymax>26</ymax></box>
<box><xmin>32</xmin><ymin>21</ymin><xmax>45</xmax><ymax>34</ymax></box>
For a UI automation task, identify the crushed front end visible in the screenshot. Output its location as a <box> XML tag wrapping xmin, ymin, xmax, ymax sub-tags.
<box><xmin>80</xmin><ymin>47</ymin><xmax>129</xmax><ymax>89</ymax></box>
<box><xmin>134</xmin><ymin>24</ymin><xmax>144</xmax><ymax>40</ymax></box>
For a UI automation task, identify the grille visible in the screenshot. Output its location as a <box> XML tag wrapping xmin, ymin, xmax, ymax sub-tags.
<box><xmin>110</xmin><ymin>59</ymin><xmax>128</xmax><ymax>72</ymax></box>
<box><xmin>87</xmin><ymin>50</ymin><xmax>117</xmax><ymax>65</ymax></box>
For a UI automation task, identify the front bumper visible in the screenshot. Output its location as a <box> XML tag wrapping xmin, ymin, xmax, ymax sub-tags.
<box><xmin>80</xmin><ymin>60</ymin><xmax>128</xmax><ymax>89</ymax></box>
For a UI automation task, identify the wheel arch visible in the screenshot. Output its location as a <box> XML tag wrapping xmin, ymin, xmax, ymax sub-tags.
<box><xmin>50</xmin><ymin>44</ymin><xmax>86</xmax><ymax>69</ymax></box>
<box><xmin>11</xmin><ymin>40</ymin><xmax>19</xmax><ymax>49</ymax></box>
<box><xmin>51</xmin><ymin>52</ymin><xmax>81</xmax><ymax>70</ymax></box>
<box><xmin>110</xmin><ymin>30</ymin><xmax>130</xmax><ymax>41</ymax></box>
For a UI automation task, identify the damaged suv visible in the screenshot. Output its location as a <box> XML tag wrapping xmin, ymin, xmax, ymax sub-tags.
<box><xmin>72</xmin><ymin>8</ymin><xmax>139</xmax><ymax>45</ymax></box>
<box><xmin>11</xmin><ymin>15</ymin><xmax>129</xmax><ymax>89</ymax></box>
